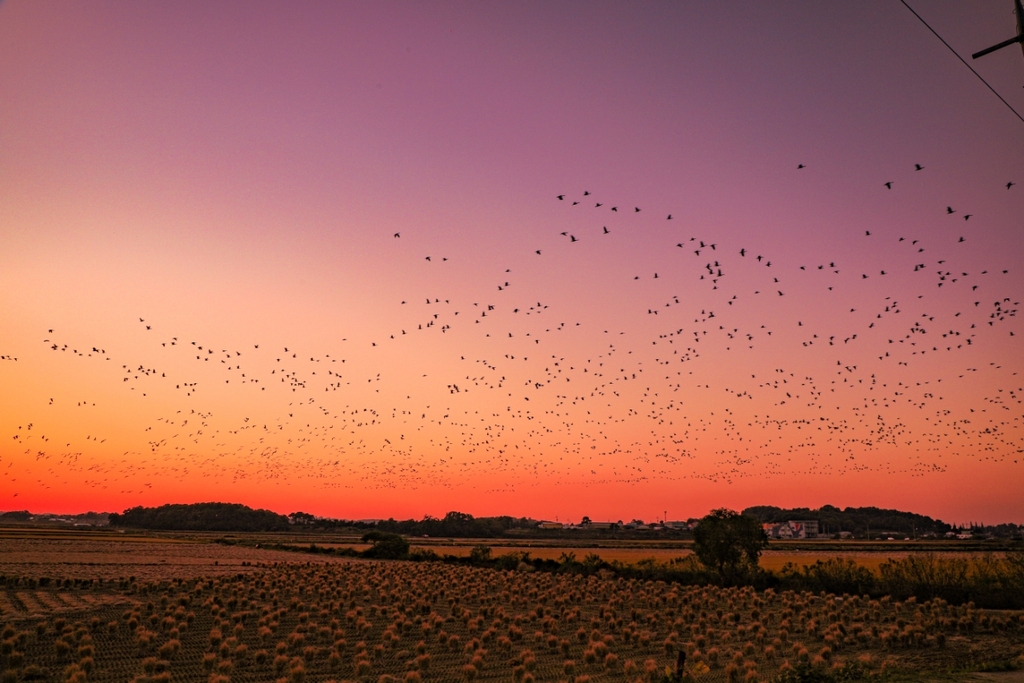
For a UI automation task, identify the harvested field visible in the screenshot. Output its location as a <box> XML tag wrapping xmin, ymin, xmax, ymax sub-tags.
<box><xmin>0</xmin><ymin>589</ymin><xmax>134</xmax><ymax>619</ymax></box>
<box><xmin>0</xmin><ymin>560</ymin><xmax>1021</xmax><ymax>683</ymax></box>
<box><xmin>3</xmin><ymin>529</ymin><xmax>1007</xmax><ymax>596</ymax></box>
<box><xmin>0</xmin><ymin>533</ymin><xmax>353</xmax><ymax>582</ymax></box>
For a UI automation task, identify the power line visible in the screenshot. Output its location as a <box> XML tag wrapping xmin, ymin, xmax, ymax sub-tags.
<box><xmin>899</xmin><ymin>0</ymin><xmax>1024</xmax><ymax>125</ymax></box>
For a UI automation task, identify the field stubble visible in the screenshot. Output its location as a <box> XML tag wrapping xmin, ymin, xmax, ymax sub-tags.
<box><xmin>0</xmin><ymin>533</ymin><xmax>353</xmax><ymax>582</ymax></box>
<box><xmin>0</xmin><ymin>533</ymin><xmax>1022</xmax><ymax>683</ymax></box>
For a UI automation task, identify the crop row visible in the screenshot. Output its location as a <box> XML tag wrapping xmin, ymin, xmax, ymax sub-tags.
<box><xmin>2</xmin><ymin>560</ymin><xmax>1023</xmax><ymax>683</ymax></box>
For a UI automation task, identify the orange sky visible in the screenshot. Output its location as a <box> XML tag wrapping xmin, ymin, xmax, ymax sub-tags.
<box><xmin>1</xmin><ymin>1</ymin><xmax>1023</xmax><ymax>524</ymax></box>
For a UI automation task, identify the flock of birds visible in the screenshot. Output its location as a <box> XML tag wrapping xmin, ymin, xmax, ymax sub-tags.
<box><xmin>2</xmin><ymin>162</ymin><xmax>1022</xmax><ymax>506</ymax></box>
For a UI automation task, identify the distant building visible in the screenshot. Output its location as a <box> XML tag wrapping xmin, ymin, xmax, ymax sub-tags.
<box><xmin>537</xmin><ymin>521</ymin><xmax>563</xmax><ymax>530</ymax></box>
<box><xmin>794</xmin><ymin>520</ymin><xmax>819</xmax><ymax>538</ymax></box>
<box><xmin>764</xmin><ymin>522</ymin><xmax>794</xmax><ymax>539</ymax></box>
<box><xmin>586</xmin><ymin>521</ymin><xmax>618</xmax><ymax>530</ymax></box>
<box><xmin>764</xmin><ymin>520</ymin><xmax>819</xmax><ymax>540</ymax></box>
<box><xmin>664</xmin><ymin>521</ymin><xmax>690</xmax><ymax>530</ymax></box>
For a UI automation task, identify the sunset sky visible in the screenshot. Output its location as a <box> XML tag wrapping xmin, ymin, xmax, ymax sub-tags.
<box><xmin>2</xmin><ymin>1</ymin><xmax>1022</xmax><ymax>525</ymax></box>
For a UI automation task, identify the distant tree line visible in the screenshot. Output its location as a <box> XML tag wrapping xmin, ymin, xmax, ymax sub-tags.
<box><xmin>108</xmin><ymin>505</ymin><xmax>533</xmax><ymax>537</ymax></box>
<box><xmin>284</xmin><ymin>510</ymin><xmax>536</xmax><ymax>537</ymax></box>
<box><xmin>109</xmin><ymin>503</ymin><xmax>289</xmax><ymax>532</ymax></box>
<box><xmin>743</xmin><ymin>504</ymin><xmax>953</xmax><ymax>537</ymax></box>
<box><xmin>75</xmin><ymin>501</ymin><xmax>1020</xmax><ymax>541</ymax></box>
<box><xmin>373</xmin><ymin>511</ymin><xmax>536</xmax><ymax>537</ymax></box>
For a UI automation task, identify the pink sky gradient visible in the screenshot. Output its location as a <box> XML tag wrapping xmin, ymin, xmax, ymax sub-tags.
<box><xmin>1</xmin><ymin>1</ymin><xmax>1022</xmax><ymax>524</ymax></box>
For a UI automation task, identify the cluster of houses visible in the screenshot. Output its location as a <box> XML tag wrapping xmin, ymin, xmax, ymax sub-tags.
<box><xmin>540</xmin><ymin>518</ymin><xmax>984</xmax><ymax>541</ymax></box>
<box><xmin>761</xmin><ymin>520</ymin><xmax>820</xmax><ymax>539</ymax></box>
<box><xmin>0</xmin><ymin>511</ymin><xmax>109</xmax><ymax>526</ymax></box>
<box><xmin>538</xmin><ymin>518</ymin><xmax>823</xmax><ymax>539</ymax></box>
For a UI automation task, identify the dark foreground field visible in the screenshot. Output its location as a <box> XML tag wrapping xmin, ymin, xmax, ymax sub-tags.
<box><xmin>1</xmin><ymin>532</ymin><xmax>1023</xmax><ymax>683</ymax></box>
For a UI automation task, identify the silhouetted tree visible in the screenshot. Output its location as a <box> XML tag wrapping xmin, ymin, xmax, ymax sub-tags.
<box><xmin>692</xmin><ymin>509</ymin><xmax>768</xmax><ymax>584</ymax></box>
<box><xmin>361</xmin><ymin>531</ymin><xmax>410</xmax><ymax>559</ymax></box>
<box><xmin>469</xmin><ymin>545</ymin><xmax>492</xmax><ymax>563</ymax></box>
<box><xmin>288</xmin><ymin>511</ymin><xmax>317</xmax><ymax>525</ymax></box>
<box><xmin>374</xmin><ymin>511</ymin><xmax>534</xmax><ymax>538</ymax></box>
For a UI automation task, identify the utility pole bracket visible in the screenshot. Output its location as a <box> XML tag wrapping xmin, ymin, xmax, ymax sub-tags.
<box><xmin>971</xmin><ymin>0</ymin><xmax>1024</xmax><ymax>61</ymax></box>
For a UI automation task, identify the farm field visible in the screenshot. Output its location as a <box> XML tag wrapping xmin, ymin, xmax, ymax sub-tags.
<box><xmin>1</xmin><ymin>527</ymin><xmax>1008</xmax><ymax>579</ymax></box>
<box><xmin>305</xmin><ymin>543</ymin><xmax>996</xmax><ymax>573</ymax></box>
<box><xmin>1</xmin><ymin>559</ymin><xmax>1023</xmax><ymax>683</ymax></box>
<box><xmin>0</xmin><ymin>530</ymin><xmax>354</xmax><ymax>582</ymax></box>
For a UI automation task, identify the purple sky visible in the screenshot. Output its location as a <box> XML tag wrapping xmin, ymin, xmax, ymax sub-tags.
<box><xmin>1</xmin><ymin>1</ymin><xmax>1022</xmax><ymax>522</ymax></box>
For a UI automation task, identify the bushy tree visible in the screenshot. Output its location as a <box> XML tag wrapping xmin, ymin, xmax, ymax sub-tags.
<box><xmin>288</xmin><ymin>511</ymin><xmax>317</xmax><ymax>525</ymax></box>
<box><xmin>469</xmin><ymin>545</ymin><xmax>492</xmax><ymax>564</ymax></box>
<box><xmin>361</xmin><ymin>531</ymin><xmax>410</xmax><ymax>559</ymax></box>
<box><xmin>495</xmin><ymin>551</ymin><xmax>531</xmax><ymax>571</ymax></box>
<box><xmin>692</xmin><ymin>509</ymin><xmax>768</xmax><ymax>583</ymax></box>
